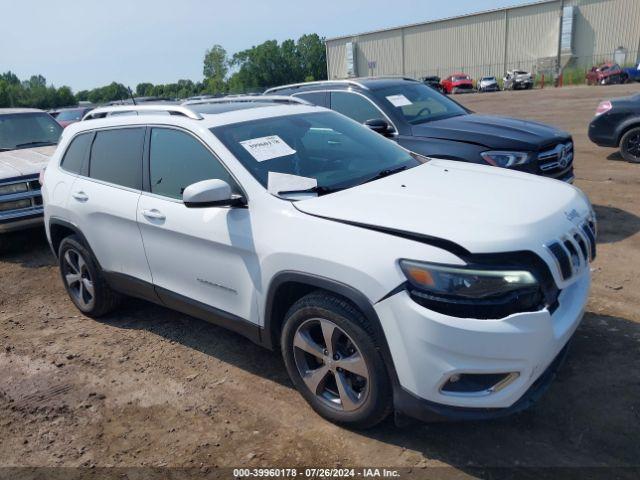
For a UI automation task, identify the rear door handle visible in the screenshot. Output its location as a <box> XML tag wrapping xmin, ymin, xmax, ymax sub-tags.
<box><xmin>141</xmin><ymin>209</ymin><xmax>166</xmax><ymax>221</ymax></box>
<box><xmin>72</xmin><ymin>191</ymin><xmax>88</xmax><ymax>202</ymax></box>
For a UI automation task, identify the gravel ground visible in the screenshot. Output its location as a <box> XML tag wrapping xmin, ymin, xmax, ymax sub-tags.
<box><xmin>1</xmin><ymin>84</ymin><xmax>639</xmax><ymax>478</ymax></box>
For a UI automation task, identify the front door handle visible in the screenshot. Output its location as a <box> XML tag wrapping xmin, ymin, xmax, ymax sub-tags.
<box><xmin>141</xmin><ymin>209</ymin><xmax>166</xmax><ymax>221</ymax></box>
<box><xmin>72</xmin><ymin>191</ymin><xmax>88</xmax><ymax>202</ymax></box>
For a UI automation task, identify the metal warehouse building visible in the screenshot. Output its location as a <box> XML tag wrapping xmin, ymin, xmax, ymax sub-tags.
<box><xmin>326</xmin><ymin>0</ymin><xmax>640</xmax><ymax>81</ymax></box>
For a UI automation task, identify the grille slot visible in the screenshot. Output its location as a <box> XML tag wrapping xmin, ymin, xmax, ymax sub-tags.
<box><xmin>548</xmin><ymin>242</ymin><xmax>572</xmax><ymax>280</ymax></box>
<box><xmin>574</xmin><ymin>233</ymin><xmax>588</xmax><ymax>262</ymax></box>
<box><xmin>581</xmin><ymin>223</ymin><xmax>596</xmax><ymax>260</ymax></box>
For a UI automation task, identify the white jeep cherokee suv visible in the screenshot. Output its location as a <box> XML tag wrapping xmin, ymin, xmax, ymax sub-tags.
<box><xmin>0</xmin><ymin>108</ymin><xmax>62</xmax><ymax>237</ymax></box>
<box><xmin>43</xmin><ymin>99</ymin><xmax>595</xmax><ymax>428</ymax></box>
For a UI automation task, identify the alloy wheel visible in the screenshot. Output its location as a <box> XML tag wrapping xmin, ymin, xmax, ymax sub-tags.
<box><xmin>62</xmin><ymin>248</ymin><xmax>95</xmax><ymax>310</ymax></box>
<box><xmin>624</xmin><ymin>132</ymin><xmax>640</xmax><ymax>160</ymax></box>
<box><xmin>292</xmin><ymin>318</ymin><xmax>370</xmax><ymax>412</ymax></box>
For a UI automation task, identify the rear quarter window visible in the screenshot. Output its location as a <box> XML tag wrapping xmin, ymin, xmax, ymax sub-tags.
<box><xmin>61</xmin><ymin>132</ymin><xmax>93</xmax><ymax>174</ymax></box>
<box><xmin>88</xmin><ymin>128</ymin><xmax>145</xmax><ymax>189</ymax></box>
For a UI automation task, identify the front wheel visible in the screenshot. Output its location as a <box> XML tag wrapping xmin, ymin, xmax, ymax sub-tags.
<box><xmin>620</xmin><ymin>127</ymin><xmax>640</xmax><ymax>163</ymax></box>
<box><xmin>281</xmin><ymin>292</ymin><xmax>392</xmax><ymax>428</ymax></box>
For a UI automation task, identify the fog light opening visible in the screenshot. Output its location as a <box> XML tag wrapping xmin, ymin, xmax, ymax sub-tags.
<box><xmin>441</xmin><ymin>372</ymin><xmax>519</xmax><ymax>397</ymax></box>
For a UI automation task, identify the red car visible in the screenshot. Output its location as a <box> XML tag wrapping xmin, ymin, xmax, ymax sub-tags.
<box><xmin>441</xmin><ymin>73</ymin><xmax>474</xmax><ymax>94</ymax></box>
<box><xmin>586</xmin><ymin>63</ymin><xmax>625</xmax><ymax>86</ymax></box>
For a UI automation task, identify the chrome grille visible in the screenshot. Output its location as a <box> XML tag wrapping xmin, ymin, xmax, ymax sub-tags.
<box><xmin>538</xmin><ymin>142</ymin><xmax>573</xmax><ymax>173</ymax></box>
<box><xmin>0</xmin><ymin>175</ymin><xmax>43</xmax><ymax>219</ymax></box>
<box><xmin>546</xmin><ymin>220</ymin><xmax>596</xmax><ymax>281</ymax></box>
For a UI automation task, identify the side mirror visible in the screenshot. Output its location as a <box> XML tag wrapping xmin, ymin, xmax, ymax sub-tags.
<box><xmin>183</xmin><ymin>179</ymin><xmax>246</xmax><ymax>208</ymax></box>
<box><xmin>364</xmin><ymin>118</ymin><xmax>392</xmax><ymax>136</ymax></box>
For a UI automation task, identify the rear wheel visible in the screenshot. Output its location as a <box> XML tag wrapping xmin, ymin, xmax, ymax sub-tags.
<box><xmin>620</xmin><ymin>127</ymin><xmax>640</xmax><ymax>163</ymax></box>
<box><xmin>58</xmin><ymin>235</ymin><xmax>121</xmax><ymax>317</ymax></box>
<box><xmin>281</xmin><ymin>292</ymin><xmax>392</xmax><ymax>428</ymax></box>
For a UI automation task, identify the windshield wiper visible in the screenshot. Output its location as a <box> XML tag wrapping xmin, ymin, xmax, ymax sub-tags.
<box><xmin>277</xmin><ymin>185</ymin><xmax>339</xmax><ymax>196</ymax></box>
<box><xmin>14</xmin><ymin>141</ymin><xmax>57</xmax><ymax>149</ymax></box>
<box><xmin>360</xmin><ymin>165</ymin><xmax>409</xmax><ymax>185</ymax></box>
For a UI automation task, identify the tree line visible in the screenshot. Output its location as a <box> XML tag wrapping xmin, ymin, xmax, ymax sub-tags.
<box><xmin>0</xmin><ymin>34</ymin><xmax>327</xmax><ymax>108</ymax></box>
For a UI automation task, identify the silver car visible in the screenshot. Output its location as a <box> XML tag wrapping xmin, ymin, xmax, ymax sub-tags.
<box><xmin>477</xmin><ymin>76</ymin><xmax>500</xmax><ymax>92</ymax></box>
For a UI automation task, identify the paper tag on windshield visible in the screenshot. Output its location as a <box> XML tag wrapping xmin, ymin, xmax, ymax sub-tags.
<box><xmin>386</xmin><ymin>94</ymin><xmax>412</xmax><ymax>107</ymax></box>
<box><xmin>240</xmin><ymin>135</ymin><xmax>296</xmax><ymax>162</ymax></box>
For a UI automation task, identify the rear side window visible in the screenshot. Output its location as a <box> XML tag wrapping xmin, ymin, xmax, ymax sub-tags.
<box><xmin>294</xmin><ymin>91</ymin><xmax>329</xmax><ymax>107</ymax></box>
<box><xmin>149</xmin><ymin>128</ymin><xmax>238</xmax><ymax>200</ymax></box>
<box><xmin>89</xmin><ymin>128</ymin><xmax>144</xmax><ymax>189</ymax></box>
<box><xmin>61</xmin><ymin>133</ymin><xmax>92</xmax><ymax>174</ymax></box>
<box><xmin>330</xmin><ymin>92</ymin><xmax>381</xmax><ymax>124</ymax></box>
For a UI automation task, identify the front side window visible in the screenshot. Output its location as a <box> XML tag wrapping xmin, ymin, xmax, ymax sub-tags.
<box><xmin>61</xmin><ymin>132</ymin><xmax>92</xmax><ymax>174</ymax></box>
<box><xmin>330</xmin><ymin>92</ymin><xmax>382</xmax><ymax>124</ymax></box>
<box><xmin>89</xmin><ymin>128</ymin><xmax>144</xmax><ymax>189</ymax></box>
<box><xmin>211</xmin><ymin>111</ymin><xmax>420</xmax><ymax>193</ymax></box>
<box><xmin>149</xmin><ymin>128</ymin><xmax>238</xmax><ymax>200</ymax></box>
<box><xmin>0</xmin><ymin>113</ymin><xmax>62</xmax><ymax>151</ymax></box>
<box><xmin>375</xmin><ymin>83</ymin><xmax>468</xmax><ymax>125</ymax></box>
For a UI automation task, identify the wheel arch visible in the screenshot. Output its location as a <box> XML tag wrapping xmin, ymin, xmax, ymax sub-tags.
<box><xmin>616</xmin><ymin>119</ymin><xmax>640</xmax><ymax>147</ymax></box>
<box><xmin>263</xmin><ymin>270</ymin><xmax>401</xmax><ymax>391</ymax></box>
<box><xmin>48</xmin><ymin>218</ymin><xmax>100</xmax><ymax>268</ymax></box>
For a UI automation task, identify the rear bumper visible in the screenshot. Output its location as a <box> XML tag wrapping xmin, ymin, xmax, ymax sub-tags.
<box><xmin>588</xmin><ymin>120</ymin><xmax>618</xmax><ymax>147</ymax></box>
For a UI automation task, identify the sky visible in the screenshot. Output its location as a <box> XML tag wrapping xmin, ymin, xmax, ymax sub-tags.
<box><xmin>1</xmin><ymin>0</ymin><xmax>536</xmax><ymax>91</ymax></box>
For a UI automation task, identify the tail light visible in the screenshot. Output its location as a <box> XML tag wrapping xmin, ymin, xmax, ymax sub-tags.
<box><xmin>38</xmin><ymin>166</ymin><xmax>46</xmax><ymax>186</ymax></box>
<box><xmin>595</xmin><ymin>101</ymin><xmax>612</xmax><ymax>116</ymax></box>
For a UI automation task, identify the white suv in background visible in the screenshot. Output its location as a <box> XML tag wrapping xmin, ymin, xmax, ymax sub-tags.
<box><xmin>43</xmin><ymin>99</ymin><xmax>595</xmax><ymax>428</ymax></box>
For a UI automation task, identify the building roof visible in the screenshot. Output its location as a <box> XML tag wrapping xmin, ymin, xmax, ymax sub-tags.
<box><xmin>326</xmin><ymin>0</ymin><xmax>558</xmax><ymax>42</ymax></box>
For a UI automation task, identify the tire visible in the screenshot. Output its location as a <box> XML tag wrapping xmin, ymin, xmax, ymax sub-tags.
<box><xmin>281</xmin><ymin>291</ymin><xmax>392</xmax><ymax>429</ymax></box>
<box><xmin>58</xmin><ymin>235</ymin><xmax>121</xmax><ymax>317</ymax></box>
<box><xmin>620</xmin><ymin>127</ymin><xmax>640</xmax><ymax>163</ymax></box>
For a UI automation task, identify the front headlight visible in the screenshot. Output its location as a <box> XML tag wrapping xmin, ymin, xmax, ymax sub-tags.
<box><xmin>0</xmin><ymin>182</ymin><xmax>28</xmax><ymax>196</ymax></box>
<box><xmin>399</xmin><ymin>260</ymin><xmax>543</xmax><ymax>319</ymax></box>
<box><xmin>481</xmin><ymin>151</ymin><xmax>532</xmax><ymax>168</ymax></box>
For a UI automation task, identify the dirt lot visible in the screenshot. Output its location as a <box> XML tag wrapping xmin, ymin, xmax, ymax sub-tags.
<box><xmin>1</xmin><ymin>85</ymin><xmax>640</xmax><ymax>477</ymax></box>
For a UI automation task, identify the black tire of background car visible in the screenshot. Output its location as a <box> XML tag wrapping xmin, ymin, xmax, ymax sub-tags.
<box><xmin>280</xmin><ymin>291</ymin><xmax>393</xmax><ymax>429</ymax></box>
<box><xmin>58</xmin><ymin>235</ymin><xmax>122</xmax><ymax>317</ymax></box>
<box><xmin>620</xmin><ymin>127</ymin><xmax>640</xmax><ymax>163</ymax></box>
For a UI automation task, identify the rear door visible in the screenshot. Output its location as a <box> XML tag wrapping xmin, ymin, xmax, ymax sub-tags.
<box><xmin>69</xmin><ymin>127</ymin><xmax>152</xmax><ymax>283</ymax></box>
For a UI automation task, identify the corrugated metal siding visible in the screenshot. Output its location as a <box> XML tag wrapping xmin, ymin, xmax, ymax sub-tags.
<box><xmin>505</xmin><ymin>1</ymin><xmax>561</xmax><ymax>72</ymax></box>
<box><xmin>326</xmin><ymin>0</ymin><xmax>640</xmax><ymax>79</ymax></box>
<box><xmin>567</xmin><ymin>0</ymin><xmax>640</xmax><ymax>65</ymax></box>
<box><xmin>403</xmin><ymin>11</ymin><xmax>506</xmax><ymax>80</ymax></box>
<box><xmin>356</xmin><ymin>30</ymin><xmax>404</xmax><ymax>76</ymax></box>
<box><xmin>326</xmin><ymin>39</ymin><xmax>348</xmax><ymax>79</ymax></box>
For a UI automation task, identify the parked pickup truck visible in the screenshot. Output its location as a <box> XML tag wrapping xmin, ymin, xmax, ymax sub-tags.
<box><xmin>623</xmin><ymin>63</ymin><xmax>640</xmax><ymax>83</ymax></box>
<box><xmin>0</xmin><ymin>109</ymin><xmax>62</xmax><ymax>239</ymax></box>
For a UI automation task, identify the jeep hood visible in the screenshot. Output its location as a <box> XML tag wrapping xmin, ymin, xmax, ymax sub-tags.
<box><xmin>293</xmin><ymin>160</ymin><xmax>590</xmax><ymax>256</ymax></box>
<box><xmin>411</xmin><ymin>114</ymin><xmax>570</xmax><ymax>150</ymax></box>
<box><xmin>0</xmin><ymin>145</ymin><xmax>56</xmax><ymax>178</ymax></box>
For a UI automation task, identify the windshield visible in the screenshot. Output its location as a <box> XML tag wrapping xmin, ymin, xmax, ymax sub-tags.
<box><xmin>482</xmin><ymin>77</ymin><xmax>496</xmax><ymax>81</ymax></box>
<box><xmin>211</xmin><ymin>111</ymin><xmax>420</xmax><ymax>193</ymax></box>
<box><xmin>375</xmin><ymin>83</ymin><xmax>467</xmax><ymax>125</ymax></box>
<box><xmin>0</xmin><ymin>113</ymin><xmax>63</xmax><ymax>150</ymax></box>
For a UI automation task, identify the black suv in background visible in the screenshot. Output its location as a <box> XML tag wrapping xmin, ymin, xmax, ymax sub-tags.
<box><xmin>589</xmin><ymin>93</ymin><xmax>640</xmax><ymax>163</ymax></box>
<box><xmin>266</xmin><ymin>78</ymin><xmax>574</xmax><ymax>182</ymax></box>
